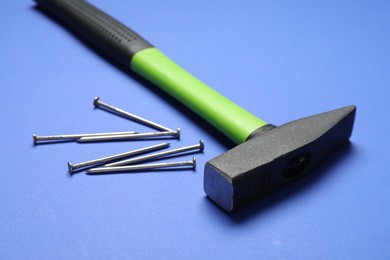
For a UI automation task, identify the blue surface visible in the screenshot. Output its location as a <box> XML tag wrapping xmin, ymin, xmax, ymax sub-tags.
<box><xmin>1</xmin><ymin>0</ymin><xmax>390</xmax><ymax>259</ymax></box>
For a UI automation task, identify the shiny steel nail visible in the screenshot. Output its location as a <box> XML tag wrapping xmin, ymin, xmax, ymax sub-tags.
<box><xmin>105</xmin><ymin>140</ymin><xmax>204</xmax><ymax>167</ymax></box>
<box><xmin>67</xmin><ymin>142</ymin><xmax>170</xmax><ymax>173</ymax></box>
<box><xmin>77</xmin><ymin>128</ymin><xmax>180</xmax><ymax>143</ymax></box>
<box><xmin>87</xmin><ymin>157</ymin><xmax>196</xmax><ymax>174</ymax></box>
<box><xmin>94</xmin><ymin>97</ymin><xmax>172</xmax><ymax>132</ymax></box>
<box><xmin>33</xmin><ymin>131</ymin><xmax>136</xmax><ymax>144</ymax></box>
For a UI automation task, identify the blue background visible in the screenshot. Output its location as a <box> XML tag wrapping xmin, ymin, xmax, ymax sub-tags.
<box><xmin>1</xmin><ymin>0</ymin><xmax>389</xmax><ymax>259</ymax></box>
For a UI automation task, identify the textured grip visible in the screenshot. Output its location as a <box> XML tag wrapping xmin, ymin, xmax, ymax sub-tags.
<box><xmin>35</xmin><ymin>0</ymin><xmax>152</xmax><ymax>66</ymax></box>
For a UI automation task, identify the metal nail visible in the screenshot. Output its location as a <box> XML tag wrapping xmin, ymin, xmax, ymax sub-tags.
<box><xmin>87</xmin><ymin>157</ymin><xmax>196</xmax><ymax>174</ymax></box>
<box><xmin>67</xmin><ymin>142</ymin><xmax>170</xmax><ymax>173</ymax></box>
<box><xmin>77</xmin><ymin>128</ymin><xmax>180</xmax><ymax>143</ymax></box>
<box><xmin>33</xmin><ymin>131</ymin><xmax>136</xmax><ymax>144</ymax></box>
<box><xmin>105</xmin><ymin>140</ymin><xmax>204</xmax><ymax>167</ymax></box>
<box><xmin>94</xmin><ymin>97</ymin><xmax>172</xmax><ymax>132</ymax></box>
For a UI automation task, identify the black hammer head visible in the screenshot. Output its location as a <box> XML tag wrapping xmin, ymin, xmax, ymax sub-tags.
<box><xmin>204</xmin><ymin>105</ymin><xmax>356</xmax><ymax>212</ymax></box>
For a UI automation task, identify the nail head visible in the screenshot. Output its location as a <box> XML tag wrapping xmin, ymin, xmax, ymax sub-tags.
<box><xmin>68</xmin><ymin>162</ymin><xmax>75</xmax><ymax>173</ymax></box>
<box><xmin>199</xmin><ymin>140</ymin><xmax>205</xmax><ymax>151</ymax></box>
<box><xmin>192</xmin><ymin>157</ymin><xmax>197</xmax><ymax>169</ymax></box>
<box><xmin>93</xmin><ymin>97</ymin><xmax>100</xmax><ymax>107</ymax></box>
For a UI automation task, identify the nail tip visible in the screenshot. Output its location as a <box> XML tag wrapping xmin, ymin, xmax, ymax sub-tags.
<box><xmin>86</xmin><ymin>167</ymin><xmax>97</xmax><ymax>174</ymax></box>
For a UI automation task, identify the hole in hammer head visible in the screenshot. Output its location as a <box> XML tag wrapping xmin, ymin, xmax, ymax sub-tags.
<box><xmin>283</xmin><ymin>152</ymin><xmax>311</xmax><ymax>178</ymax></box>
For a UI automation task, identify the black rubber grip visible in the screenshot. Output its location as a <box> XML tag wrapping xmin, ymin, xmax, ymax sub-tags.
<box><xmin>35</xmin><ymin>0</ymin><xmax>152</xmax><ymax>67</ymax></box>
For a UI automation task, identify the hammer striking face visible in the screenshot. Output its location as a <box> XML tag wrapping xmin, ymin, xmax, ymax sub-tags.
<box><xmin>205</xmin><ymin>105</ymin><xmax>356</xmax><ymax>211</ymax></box>
<box><xmin>35</xmin><ymin>0</ymin><xmax>357</xmax><ymax>212</ymax></box>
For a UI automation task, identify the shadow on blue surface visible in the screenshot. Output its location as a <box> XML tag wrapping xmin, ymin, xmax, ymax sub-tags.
<box><xmin>202</xmin><ymin>142</ymin><xmax>355</xmax><ymax>223</ymax></box>
<box><xmin>86</xmin><ymin>167</ymin><xmax>196</xmax><ymax>175</ymax></box>
<box><xmin>32</xmin><ymin>139</ymin><xmax>76</xmax><ymax>146</ymax></box>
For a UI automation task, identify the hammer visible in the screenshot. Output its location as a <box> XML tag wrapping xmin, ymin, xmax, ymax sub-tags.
<box><xmin>34</xmin><ymin>0</ymin><xmax>356</xmax><ymax>211</ymax></box>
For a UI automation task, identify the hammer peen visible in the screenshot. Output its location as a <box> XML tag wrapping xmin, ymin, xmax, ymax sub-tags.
<box><xmin>34</xmin><ymin>0</ymin><xmax>356</xmax><ymax>211</ymax></box>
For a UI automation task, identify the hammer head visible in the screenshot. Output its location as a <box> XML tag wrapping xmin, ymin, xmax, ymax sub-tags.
<box><xmin>204</xmin><ymin>105</ymin><xmax>356</xmax><ymax>211</ymax></box>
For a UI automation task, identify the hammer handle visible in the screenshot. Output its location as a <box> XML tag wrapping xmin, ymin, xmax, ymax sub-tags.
<box><xmin>35</xmin><ymin>0</ymin><xmax>268</xmax><ymax>144</ymax></box>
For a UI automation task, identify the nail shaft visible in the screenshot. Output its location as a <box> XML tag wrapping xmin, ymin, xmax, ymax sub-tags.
<box><xmin>87</xmin><ymin>157</ymin><xmax>196</xmax><ymax>174</ymax></box>
<box><xmin>33</xmin><ymin>131</ymin><xmax>136</xmax><ymax>143</ymax></box>
<box><xmin>105</xmin><ymin>140</ymin><xmax>204</xmax><ymax>167</ymax></box>
<box><xmin>77</xmin><ymin>128</ymin><xmax>180</xmax><ymax>143</ymax></box>
<box><xmin>67</xmin><ymin>142</ymin><xmax>170</xmax><ymax>173</ymax></box>
<box><xmin>94</xmin><ymin>97</ymin><xmax>172</xmax><ymax>132</ymax></box>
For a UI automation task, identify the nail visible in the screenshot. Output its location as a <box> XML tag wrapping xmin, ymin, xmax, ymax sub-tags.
<box><xmin>94</xmin><ymin>97</ymin><xmax>172</xmax><ymax>132</ymax></box>
<box><xmin>33</xmin><ymin>131</ymin><xmax>137</xmax><ymax>144</ymax></box>
<box><xmin>87</xmin><ymin>157</ymin><xmax>196</xmax><ymax>174</ymax></box>
<box><xmin>105</xmin><ymin>140</ymin><xmax>204</xmax><ymax>167</ymax></box>
<box><xmin>67</xmin><ymin>142</ymin><xmax>170</xmax><ymax>173</ymax></box>
<box><xmin>77</xmin><ymin>128</ymin><xmax>180</xmax><ymax>143</ymax></box>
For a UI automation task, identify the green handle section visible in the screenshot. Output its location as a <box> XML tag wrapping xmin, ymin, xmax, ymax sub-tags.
<box><xmin>131</xmin><ymin>48</ymin><xmax>267</xmax><ymax>144</ymax></box>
